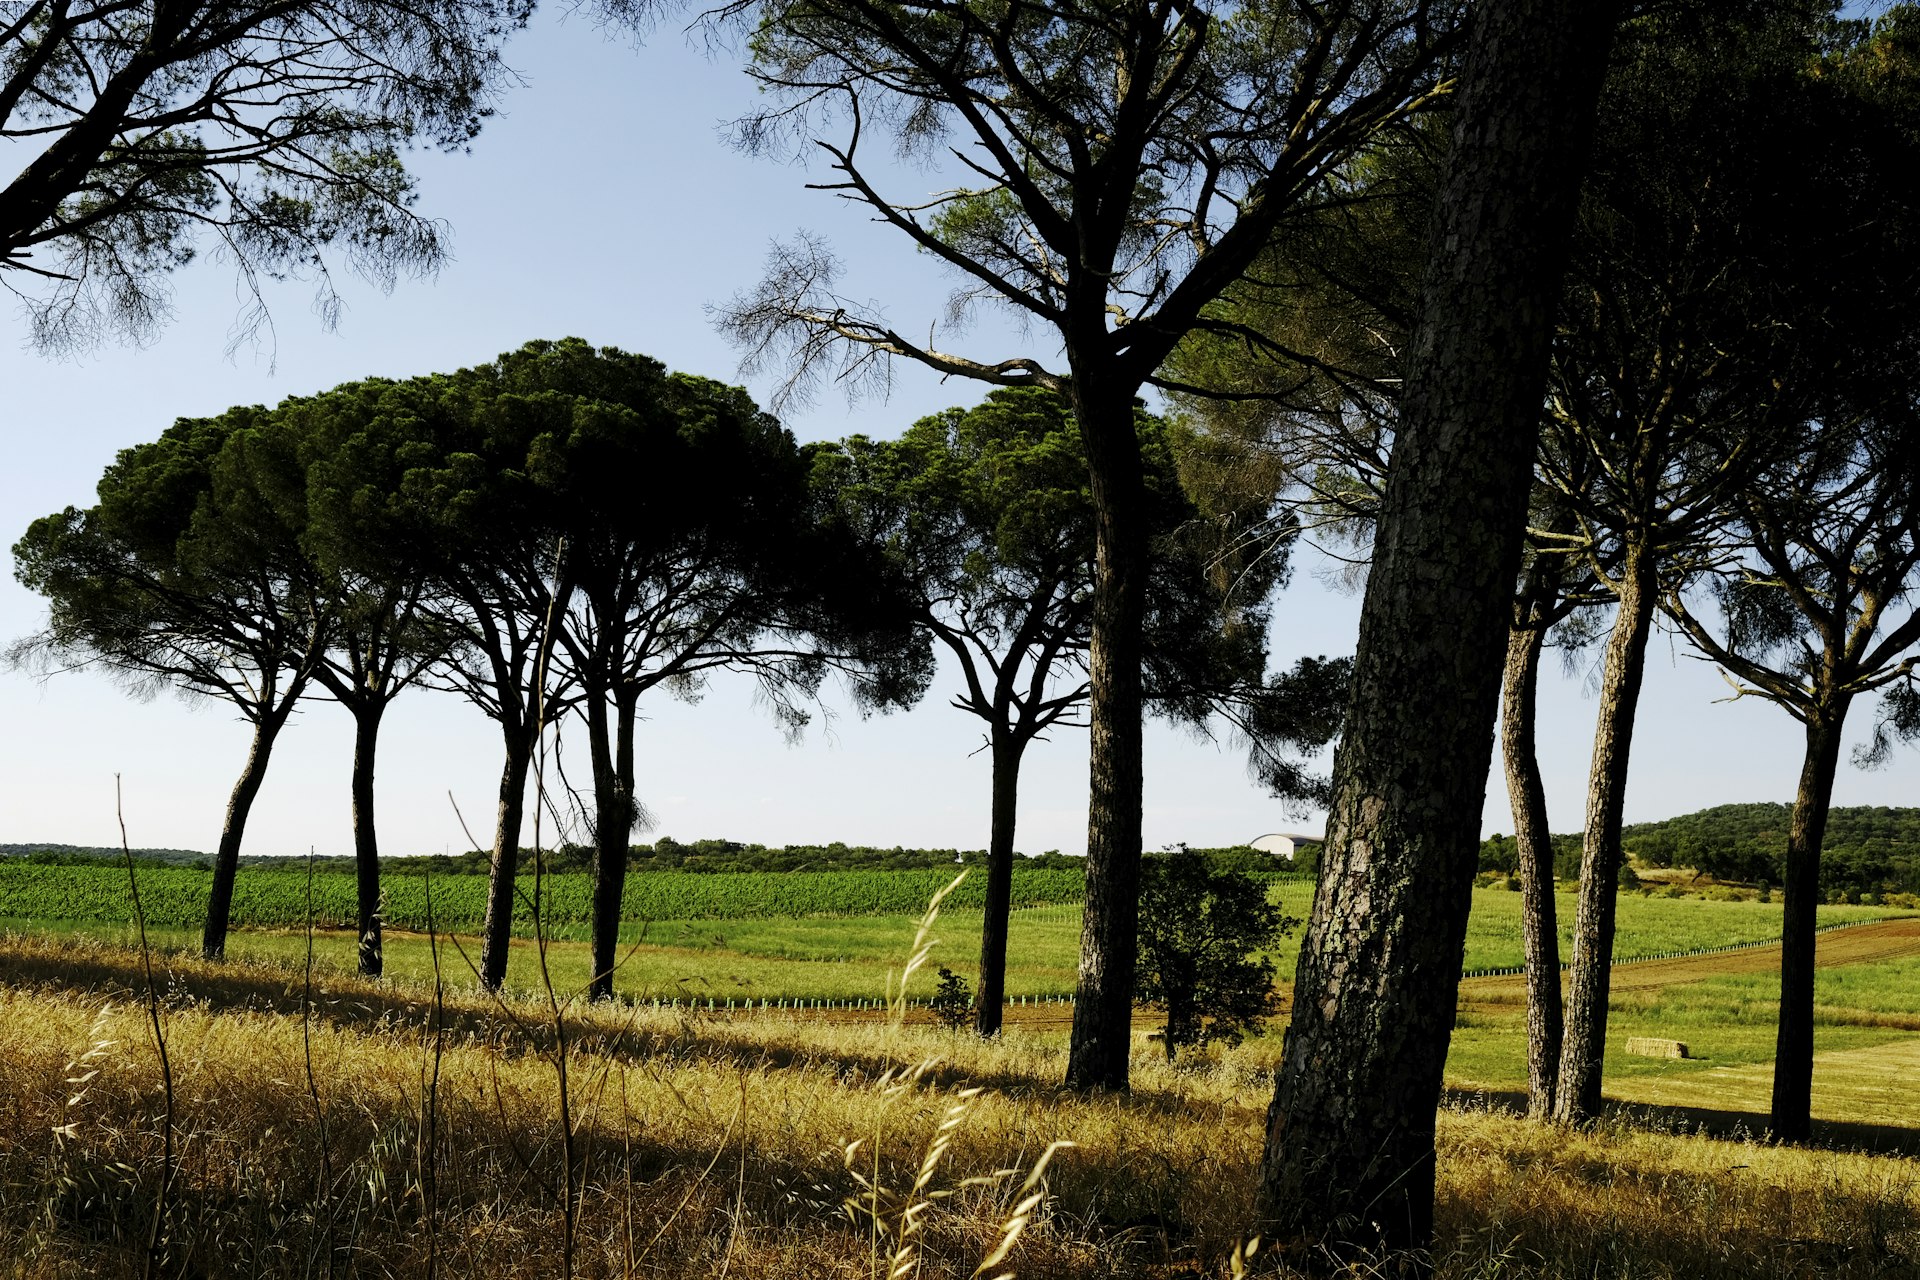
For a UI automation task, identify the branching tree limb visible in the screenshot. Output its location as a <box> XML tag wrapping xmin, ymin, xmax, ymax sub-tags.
<box><xmin>1</xmin><ymin>0</ymin><xmax>531</xmax><ymax>349</ymax></box>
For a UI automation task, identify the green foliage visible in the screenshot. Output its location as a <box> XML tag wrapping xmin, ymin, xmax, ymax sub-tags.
<box><xmin>11</xmin><ymin>406</ymin><xmax>327</xmax><ymax>725</ymax></box>
<box><xmin>929</xmin><ymin>967</ymin><xmax>974</xmax><ymax>1030</ymax></box>
<box><xmin>1622</xmin><ymin>805</ymin><xmax>1920</xmax><ymax>896</ymax></box>
<box><xmin>810</xmin><ymin>388</ymin><xmax>1106</xmax><ymax>749</ymax></box>
<box><xmin>1288</xmin><ymin>840</ymin><xmax>1322</xmax><ymax>878</ymax></box>
<box><xmin>1478</xmin><ymin>833</ymin><xmax>1583</xmax><ymax>880</ymax></box>
<box><xmin>1135</xmin><ymin>847</ymin><xmax>1297</xmax><ymax>1060</ymax></box>
<box><xmin>812</xmin><ymin>387</ymin><xmax>1326</xmax><ymax>789</ymax></box>
<box><xmin>1481</xmin><ymin>806</ymin><xmax>1920</xmax><ymax>898</ymax></box>
<box><xmin>1180</xmin><ymin>846</ymin><xmax>1298</xmax><ymax>877</ymax></box>
<box><xmin>2</xmin><ymin>0</ymin><xmax>531</xmax><ymax>349</ymax></box>
<box><xmin>438</xmin><ymin>339</ymin><xmax>930</xmax><ymax>728</ymax></box>
<box><xmin>1478</xmin><ymin>834</ymin><xmax>1518</xmax><ymax>874</ymax></box>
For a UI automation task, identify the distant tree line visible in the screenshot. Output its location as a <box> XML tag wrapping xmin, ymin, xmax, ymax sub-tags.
<box><xmin>0</xmin><ymin>844</ymin><xmax>206</xmax><ymax>870</ymax></box>
<box><xmin>1</xmin><ymin>838</ymin><xmax>1308</xmax><ymax>879</ymax></box>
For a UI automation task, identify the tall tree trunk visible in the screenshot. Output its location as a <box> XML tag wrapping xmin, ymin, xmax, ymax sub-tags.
<box><xmin>479</xmin><ymin>720</ymin><xmax>533</xmax><ymax>992</ymax></box>
<box><xmin>1065</xmin><ymin>381</ymin><xmax>1150</xmax><ymax>1092</ymax></box>
<box><xmin>1502</xmin><ymin>621</ymin><xmax>1563</xmax><ymax>1118</ymax></box>
<box><xmin>1259</xmin><ymin>1</ymin><xmax>1617</xmax><ymax>1265</ymax></box>
<box><xmin>353</xmin><ymin>702</ymin><xmax>386</xmax><ymax>978</ymax></box>
<box><xmin>1554</xmin><ymin>540</ymin><xmax>1656</xmax><ymax>1123</ymax></box>
<box><xmin>202</xmin><ymin>710</ymin><xmax>290</xmax><ymax>961</ymax></box>
<box><xmin>1770</xmin><ymin>705</ymin><xmax>1848</xmax><ymax>1141</ymax></box>
<box><xmin>588</xmin><ymin>687</ymin><xmax>639</xmax><ymax>1003</ymax></box>
<box><xmin>975</xmin><ymin>728</ymin><xmax>1027</xmax><ymax>1036</ymax></box>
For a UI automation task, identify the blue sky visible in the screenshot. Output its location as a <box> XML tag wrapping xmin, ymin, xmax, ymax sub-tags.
<box><xmin>0</xmin><ymin>11</ymin><xmax>1910</xmax><ymax>860</ymax></box>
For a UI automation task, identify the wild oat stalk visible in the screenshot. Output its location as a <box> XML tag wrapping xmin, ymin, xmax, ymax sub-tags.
<box><xmin>970</xmin><ymin>1141</ymin><xmax>1077</xmax><ymax>1280</ymax></box>
<box><xmin>43</xmin><ymin>1000</ymin><xmax>118</xmax><ymax>1254</ymax></box>
<box><xmin>853</xmin><ymin>870</ymin><xmax>968</xmax><ymax>1276</ymax></box>
<box><xmin>418</xmin><ymin>869</ymin><xmax>448</xmax><ymax>1280</ymax></box>
<box><xmin>1226</xmin><ymin>1234</ymin><xmax>1266</xmax><ymax>1280</ymax></box>
<box><xmin>842</xmin><ymin>1070</ymin><xmax>1078</xmax><ymax>1280</ymax></box>
<box><xmin>889</xmin><ymin>871</ymin><xmax>968</xmax><ymax>1029</ymax></box>
<box><xmin>836</xmin><ymin>870</ymin><xmax>1077</xmax><ymax>1280</ymax></box>
<box><xmin>116</xmin><ymin>775</ymin><xmax>175</xmax><ymax>1280</ymax></box>
<box><xmin>50</xmin><ymin>1002</ymin><xmax>117</xmax><ymax>1145</ymax></box>
<box><xmin>524</xmin><ymin>538</ymin><xmax>582</xmax><ymax>1280</ymax></box>
<box><xmin>303</xmin><ymin>844</ymin><xmax>341</xmax><ymax>1280</ymax></box>
<box><xmin>440</xmin><ymin>536</ymin><xmax>580</xmax><ymax>1277</ymax></box>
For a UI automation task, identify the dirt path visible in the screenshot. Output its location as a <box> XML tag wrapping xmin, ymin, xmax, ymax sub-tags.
<box><xmin>1458</xmin><ymin>916</ymin><xmax>1920</xmax><ymax>1005</ymax></box>
<box><xmin>814</xmin><ymin>920</ymin><xmax>1920</xmax><ymax>1029</ymax></box>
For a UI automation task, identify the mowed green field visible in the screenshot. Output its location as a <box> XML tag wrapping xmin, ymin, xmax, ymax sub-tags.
<box><xmin>1447</xmin><ymin>924</ymin><xmax>1920</xmax><ymax>1117</ymax></box>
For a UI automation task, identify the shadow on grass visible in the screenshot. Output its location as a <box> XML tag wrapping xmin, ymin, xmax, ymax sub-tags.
<box><xmin>0</xmin><ymin>933</ymin><xmax>1223</xmax><ymax>1121</ymax></box>
<box><xmin>1443</xmin><ymin>1085</ymin><xmax>1920</xmax><ymax>1158</ymax></box>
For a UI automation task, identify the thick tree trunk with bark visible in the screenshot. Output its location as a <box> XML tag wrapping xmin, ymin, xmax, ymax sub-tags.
<box><xmin>1502</xmin><ymin>621</ymin><xmax>1563</xmax><ymax>1117</ymax></box>
<box><xmin>352</xmin><ymin>704</ymin><xmax>386</xmax><ymax>978</ymax></box>
<box><xmin>1258</xmin><ymin>0</ymin><xmax>1617</xmax><ymax>1264</ymax></box>
<box><xmin>976</xmin><ymin>728</ymin><xmax>1026</xmax><ymax>1036</ymax></box>
<box><xmin>479</xmin><ymin>722</ymin><xmax>533</xmax><ymax>991</ymax></box>
<box><xmin>1771</xmin><ymin>707</ymin><xmax>1848</xmax><ymax>1141</ymax></box>
<box><xmin>202</xmin><ymin>711</ymin><xmax>290</xmax><ymax>961</ymax></box>
<box><xmin>588</xmin><ymin>687</ymin><xmax>639</xmax><ymax>1002</ymax></box>
<box><xmin>1555</xmin><ymin>541</ymin><xmax>1656</xmax><ymax>1123</ymax></box>
<box><xmin>1066</xmin><ymin>380</ymin><xmax>1150</xmax><ymax>1092</ymax></box>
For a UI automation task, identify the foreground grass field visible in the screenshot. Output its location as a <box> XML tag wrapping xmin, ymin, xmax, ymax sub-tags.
<box><xmin>2</xmin><ymin>932</ymin><xmax>1918</xmax><ymax>1278</ymax></box>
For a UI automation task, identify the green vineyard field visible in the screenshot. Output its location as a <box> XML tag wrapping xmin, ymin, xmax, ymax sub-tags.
<box><xmin>0</xmin><ymin>862</ymin><xmax>1089</xmax><ymax>931</ymax></box>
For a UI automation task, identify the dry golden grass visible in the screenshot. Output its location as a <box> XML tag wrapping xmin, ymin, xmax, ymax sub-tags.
<box><xmin>3</xmin><ymin>931</ymin><xmax>1919</xmax><ymax>1278</ymax></box>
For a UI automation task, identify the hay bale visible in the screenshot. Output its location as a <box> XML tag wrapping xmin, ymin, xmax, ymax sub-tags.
<box><xmin>1625</xmin><ymin>1036</ymin><xmax>1690</xmax><ymax>1059</ymax></box>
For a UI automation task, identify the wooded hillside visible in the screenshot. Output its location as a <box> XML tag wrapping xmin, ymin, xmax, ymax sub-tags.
<box><xmin>1621</xmin><ymin>804</ymin><xmax>1920</xmax><ymax>896</ymax></box>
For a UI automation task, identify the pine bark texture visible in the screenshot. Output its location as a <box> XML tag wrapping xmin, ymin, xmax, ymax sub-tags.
<box><xmin>1771</xmin><ymin>709</ymin><xmax>1848</xmax><ymax>1141</ymax></box>
<box><xmin>1554</xmin><ymin>542</ymin><xmax>1656</xmax><ymax>1124</ymax></box>
<box><xmin>479</xmin><ymin>729</ymin><xmax>533</xmax><ymax>991</ymax></box>
<box><xmin>1257</xmin><ymin>0</ymin><xmax>1617</xmax><ymax>1262</ymax></box>
<box><xmin>975</xmin><ymin>730</ymin><xmax>1025</xmax><ymax>1036</ymax></box>
<box><xmin>351</xmin><ymin>706</ymin><xmax>386</xmax><ymax>978</ymax></box>
<box><xmin>202</xmin><ymin>715</ymin><xmax>287</xmax><ymax>961</ymax></box>
<box><xmin>1066</xmin><ymin>382</ymin><xmax>1150</xmax><ymax>1092</ymax></box>
<box><xmin>1501</xmin><ymin>621</ymin><xmax>1562</xmax><ymax>1118</ymax></box>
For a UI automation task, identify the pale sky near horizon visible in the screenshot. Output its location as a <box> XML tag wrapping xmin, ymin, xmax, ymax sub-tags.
<box><xmin>0</xmin><ymin>11</ymin><xmax>1911</xmax><ymax>862</ymax></box>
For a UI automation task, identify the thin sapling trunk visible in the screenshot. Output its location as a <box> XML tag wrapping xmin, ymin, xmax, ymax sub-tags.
<box><xmin>975</xmin><ymin>729</ymin><xmax>1027</xmax><ymax>1036</ymax></box>
<box><xmin>1555</xmin><ymin>539</ymin><xmax>1657</xmax><ymax>1123</ymax></box>
<box><xmin>480</xmin><ymin>725</ymin><xmax>533</xmax><ymax>991</ymax></box>
<box><xmin>1501</xmin><ymin>619</ymin><xmax>1562</xmax><ymax>1117</ymax></box>
<box><xmin>203</xmin><ymin>710</ymin><xmax>291</xmax><ymax>961</ymax></box>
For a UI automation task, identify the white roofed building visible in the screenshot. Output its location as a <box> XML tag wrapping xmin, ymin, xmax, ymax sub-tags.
<box><xmin>1248</xmin><ymin>832</ymin><xmax>1324</xmax><ymax>861</ymax></box>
